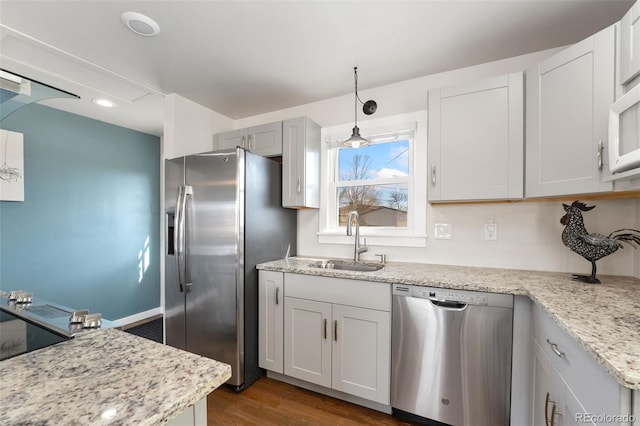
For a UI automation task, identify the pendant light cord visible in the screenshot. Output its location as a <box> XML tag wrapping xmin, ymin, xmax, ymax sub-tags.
<box><xmin>354</xmin><ymin>67</ymin><xmax>358</xmax><ymax>128</ymax></box>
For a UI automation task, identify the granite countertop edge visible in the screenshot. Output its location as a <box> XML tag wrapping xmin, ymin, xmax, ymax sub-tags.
<box><xmin>0</xmin><ymin>328</ymin><xmax>232</xmax><ymax>426</ymax></box>
<box><xmin>257</xmin><ymin>256</ymin><xmax>640</xmax><ymax>391</ymax></box>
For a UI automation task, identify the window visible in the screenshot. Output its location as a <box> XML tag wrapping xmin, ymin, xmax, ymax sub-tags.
<box><xmin>319</xmin><ymin>112</ymin><xmax>427</xmax><ymax>247</ymax></box>
<box><xmin>337</xmin><ymin>137</ymin><xmax>410</xmax><ymax>227</ymax></box>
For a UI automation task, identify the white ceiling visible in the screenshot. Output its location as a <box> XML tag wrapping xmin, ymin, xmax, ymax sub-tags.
<box><xmin>0</xmin><ymin>0</ymin><xmax>634</xmax><ymax>137</ymax></box>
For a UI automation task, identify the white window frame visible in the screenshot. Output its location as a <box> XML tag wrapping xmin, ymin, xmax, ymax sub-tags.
<box><xmin>319</xmin><ymin>111</ymin><xmax>427</xmax><ymax>247</ymax></box>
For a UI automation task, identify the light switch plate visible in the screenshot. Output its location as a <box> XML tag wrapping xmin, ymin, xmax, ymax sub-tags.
<box><xmin>435</xmin><ymin>223</ymin><xmax>453</xmax><ymax>240</ymax></box>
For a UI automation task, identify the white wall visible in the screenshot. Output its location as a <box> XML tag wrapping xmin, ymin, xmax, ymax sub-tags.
<box><xmin>163</xmin><ymin>93</ymin><xmax>234</xmax><ymax>159</ymax></box>
<box><xmin>298</xmin><ymin>199</ymin><xmax>639</xmax><ymax>277</ymax></box>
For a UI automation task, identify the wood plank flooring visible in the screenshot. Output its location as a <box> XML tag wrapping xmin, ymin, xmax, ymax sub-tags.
<box><xmin>207</xmin><ymin>377</ymin><xmax>417</xmax><ymax>425</ymax></box>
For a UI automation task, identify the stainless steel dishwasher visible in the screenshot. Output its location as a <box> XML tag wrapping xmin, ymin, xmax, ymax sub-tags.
<box><xmin>391</xmin><ymin>284</ymin><xmax>513</xmax><ymax>426</ymax></box>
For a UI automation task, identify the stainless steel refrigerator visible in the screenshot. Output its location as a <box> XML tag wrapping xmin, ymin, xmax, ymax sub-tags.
<box><xmin>164</xmin><ymin>148</ymin><xmax>297</xmax><ymax>390</ymax></box>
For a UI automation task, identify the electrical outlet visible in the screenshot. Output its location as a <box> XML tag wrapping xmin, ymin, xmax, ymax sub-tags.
<box><xmin>484</xmin><ymin>222</ymin><xmax>498</xmax><ymax>241</ymax></box>
<box><xmin>435</xmin><ymin>223</ymin><xmax>453</xmax><ymax>240</ymax></box>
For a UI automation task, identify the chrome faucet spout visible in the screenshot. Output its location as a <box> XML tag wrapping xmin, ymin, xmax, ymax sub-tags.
<box><xmin>346</xmin><ymin>211</ymin><xmax>368</xmax><ymax>261</ymax></box>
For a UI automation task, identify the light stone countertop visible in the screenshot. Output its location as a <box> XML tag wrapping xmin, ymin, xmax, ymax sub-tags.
<box><xmin>257</xmin><ymin>257</ymin><xmax>640</xmax><ymax>390</ymax></box>
<box><xmin>0</xmin><ymin>328</ymin><xmax>231</xmax><ymax>426</ymax></box>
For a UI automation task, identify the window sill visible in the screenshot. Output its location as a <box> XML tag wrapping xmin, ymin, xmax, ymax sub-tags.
<box><xmin>317</xmin><ymin>232</ymin><xmax>428</xmax><ymax>248</ymax></box>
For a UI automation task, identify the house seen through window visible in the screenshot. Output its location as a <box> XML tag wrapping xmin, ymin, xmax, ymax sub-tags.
<box><xmin>336</xmin><ymin>137</ymin><xmax>410</xmax><ymax>228</ymax></box>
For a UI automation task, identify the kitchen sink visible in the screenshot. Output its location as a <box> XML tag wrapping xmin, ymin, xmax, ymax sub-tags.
<box><xmin>308</xmin><ymin>260</ymin><xmax>385</xmax><ymax>272</ymax></box>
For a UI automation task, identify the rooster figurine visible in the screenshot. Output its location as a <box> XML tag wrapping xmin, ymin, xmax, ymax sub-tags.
<box><xmin>560</xmin><ymin>201</ymin><xmax>640</xmax><ymax>283</ymax></box>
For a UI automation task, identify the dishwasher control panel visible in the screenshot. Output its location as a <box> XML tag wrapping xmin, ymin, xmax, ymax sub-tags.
<box><xmin>413</xmin><ymin>288</ymin><xmax>488</xmax><ymax>305</ymax></box>
<box><xmin>392</xmin><ymin>284</ymin><xmax>513</xmax><ymax>308</ymax></box>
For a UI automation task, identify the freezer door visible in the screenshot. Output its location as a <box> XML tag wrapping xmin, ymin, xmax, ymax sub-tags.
<box><xmin>184</xmin><ymin>149</ymin><xmax>242</xmax><ymax>385</ymax></box>
<box><xmin>164</xmin><ymin>157</ymin><xmax>186</xmax><ymax>350</ymax></box>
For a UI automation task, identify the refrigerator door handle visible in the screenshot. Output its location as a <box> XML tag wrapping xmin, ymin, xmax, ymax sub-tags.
<box><xmin>182</xmin><ymin>185</ymin><xmax>193</xmax><ymax>290</ymax></box>
<box><xmin>175</xmin><ymin>185</ymin><xmax>186</xmax><ymax>293</ymax></box>
<box><xmin>175</xmin><ymin>185</ymin><xmax>193</xmax><ymax>292</ymax></box>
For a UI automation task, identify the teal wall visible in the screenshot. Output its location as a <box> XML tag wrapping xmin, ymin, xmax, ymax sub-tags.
<box><xmin>0</xmin><ymin>104</ymin><xmax>160</xmax><ymax>320</ymax></box>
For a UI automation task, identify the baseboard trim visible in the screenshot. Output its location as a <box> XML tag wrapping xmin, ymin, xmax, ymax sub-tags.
<box><xmin>115</xmin><ymin>307</ymin><xmax>163</xmax><ymax>329</ymax></box>
<box><xmin>265</xmin><ymin>370</ymin><xmax>392</xmax><ymax>414</ymax></box>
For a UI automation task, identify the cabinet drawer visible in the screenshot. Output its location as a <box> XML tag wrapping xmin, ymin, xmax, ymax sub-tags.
<box><xmin>285</xmin><ymin>273</ymin><xmax>391</xmax><ymax>311</ymax></box>
<box><xmin>532</xmin><ymin>303</ymin><xmax>625</xmax><ymax>416</ymax></box>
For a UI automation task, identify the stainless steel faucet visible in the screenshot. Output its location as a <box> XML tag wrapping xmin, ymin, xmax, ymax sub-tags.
<box><xmin>346</xmin><ymin>211</ymin><xmax>368</xmax><ymax>261</ymax></box>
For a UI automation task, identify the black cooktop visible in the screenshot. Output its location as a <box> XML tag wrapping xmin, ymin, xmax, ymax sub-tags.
<box><xmin>0</xmin><ymin>310</ymin><xmax>68</xmax><ymax>361</ymax></box>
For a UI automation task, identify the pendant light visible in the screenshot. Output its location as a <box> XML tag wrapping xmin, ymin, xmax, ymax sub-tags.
<box><xmin>342</xmin><ymin>67</ymin><xmax>377</xmax><ymax>148</ymax></box>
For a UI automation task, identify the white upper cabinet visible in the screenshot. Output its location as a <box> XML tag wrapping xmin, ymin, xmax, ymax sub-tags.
<box><xmin>620</xmin><ymin>1</ymin><xmax>640</xmax><ymax>85</ymax></box>
<box><xmin>214</xmin><ymin>121</ymin><xmax>283</xmax><ymax>157</ymax></box>
<box><xmin>282</xmin><ymin>116</ymin><xmax>320</xmax><ymax>209</ymax></box>
<box><xmin>525</xmin><ymin>25</ymin><xmax>615</xmax><ymax>197</ymax></box>
<box><xmin>428</xmin><ymin>73</ymin><xmax>524</xmax><ymax>202</ymax></box>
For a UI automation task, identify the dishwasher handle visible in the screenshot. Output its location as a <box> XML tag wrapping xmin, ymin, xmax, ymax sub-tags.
<box><xmin>428</xmin><ymin>296</ymin><xmax>468</xmax><ymax>310</ymax></box>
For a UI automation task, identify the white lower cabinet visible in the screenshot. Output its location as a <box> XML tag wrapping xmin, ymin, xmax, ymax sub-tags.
<box><xmin>331</xmin><ymin>304</ymin><xmax>390</xmax><ymax>403</ymax></box>
<box><xmin>258</xmin><ymin>270</ymin><xmax>284</xmax><ymax>374</ymax></box>
<box><xmin>530</xmin><ymin>304</ymin><xmax>632</xmax><ymax>426</ymax></box>
<box><xmin>259</xmin><ymin>271</ymin><xmax>391</xmax><ymax>406</ymax></box>
<box><xmin>284</xmin><ymin>297</ymin><xmax>391</xmax><ymax>404</ymax></box>
<box><xmin>531</xmin><ymin>337</ymin><xmax>592</xmax><ymax>426</ymax></box>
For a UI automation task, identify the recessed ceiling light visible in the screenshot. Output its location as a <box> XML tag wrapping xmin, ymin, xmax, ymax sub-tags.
<box><xmin>121</xmin><ymin>12</ymin><xmax>160</xmax><ymax>37</ymax></box>
<box><xmin>93</xmin><ymin>98</ymin><xmax>116</xmax><ymax>108</ymax></box>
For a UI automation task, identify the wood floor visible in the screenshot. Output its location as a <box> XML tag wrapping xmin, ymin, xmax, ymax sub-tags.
<box><xmin>207</xmin><ymin>377</ymin><xmax>417</xmax><ymax>425</ymax></box>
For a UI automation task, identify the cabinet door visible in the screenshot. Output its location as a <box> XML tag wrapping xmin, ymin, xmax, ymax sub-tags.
<box><xmin>331</xmin><ymin>304</ymin><xmax>390</xmax><ymax>404</ymax></box>
<box><xmin>526</xmin><ymin>25</ymin><xmax>614</xmax><ymax>197</ymax></box>
<box><xmin>620</xmin><ymin>1</ymin><xmax>640</xmax><ymax>85</ymax></box>
<box><xmin>428</xmin><ymin>73</ymin><xmax>523</xmax><ymax>201</ymax></box>
<box><xmin>282</xmin><ymin>117</ymin><xmax>320</xmax><ymax>208</ymax></box>
<box><xmin>531</xmin><ymin>338</ymin><xmax>563</xmax><ymax>426</ymax></box>
<box><xmin>248</xmin><ymin>122</ymin><xmax>282</xmax><ymax>157</ymax></box>
<box><xmin>216</xmin><ymin>128</ymin><xmax>247</xmax><ymax>150</ymax></box>
<box><xmin>284</xmin><ymin>297</ymin><xmax>332</xmax><ymax>387</ymax></box>
<box><xmin>258</xmin><ymin>271</ymin><xmax>284</xmax><ymax>373</ymax></box>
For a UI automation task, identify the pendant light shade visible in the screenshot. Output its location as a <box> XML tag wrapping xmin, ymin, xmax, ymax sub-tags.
<box><xmin>342</xmin><ymin>67</ymin><xmax>373</xmax><ymax>148</ymax></box>
<box><xmin>345</xmin><ymin>125</ymin><xmax>368</xmax><ymax>149</ymax></box>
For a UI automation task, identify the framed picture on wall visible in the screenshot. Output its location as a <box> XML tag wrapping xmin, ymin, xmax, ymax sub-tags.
<box><xmin>0</xmin><ymin>129</ymin><xmax>24</xmax><ymax>202</ymax></box>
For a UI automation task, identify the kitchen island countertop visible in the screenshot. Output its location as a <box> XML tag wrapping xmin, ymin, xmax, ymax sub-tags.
<box><xmin>257</xmin><ymin>257</ymin><xmax>640</xmax><ymax>390</ymax></box>
<box><xmin>0</xmin><ymin>328</ymin><xmax>231</xmax><ymax>426</ymax></box>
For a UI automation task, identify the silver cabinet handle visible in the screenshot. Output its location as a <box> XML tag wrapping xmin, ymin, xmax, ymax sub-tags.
<box><xmin>248</xmin><ymin>134</ymin><xmax>253</xmax><ymax>151</ymax></box>
<box><xmin>544</xmin><ymin>392</ymin><xmax>551</xmax><ymax>426</ymax></box>
<box><xmin>431</xmin><ymin>165</ymin><xmax>436</xmax><ymax>186</ymax></box>
<box><xmin>241</xmin><ymin>135</ymin><xmax>246</xmax><ymax>149</ymax></box>
<box><xmin>275</xmin><ymin>287</ymin><xmax>279</xmax><ymax>305</ymax></box>
<box><xmin>550</xmin><ymin>402</ymin><xmax>562</xmax><ymax>426</ymax></box>
<box><xmin>297</xmin><ymin>177</ymin><xmax>302</xmax><ymax>194</ymax></box>
<box><xmin>597</xmin><ymin>140</ymin><xmax>604</xmax><ymax>170</ymax></box>
<box><xmin>323</xmin><ymin>319</ymin><xmax>327</xmax><ymax>339</ymax></box>
<box><xmin>334</xmin><ymin>320</ymin><xmax>338</xmax><ymax>341</ymax></box>
<box><xmin>546</xmin><ymin>339</ymin><xmax>565</xmax><ymax>358</ymax></box>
